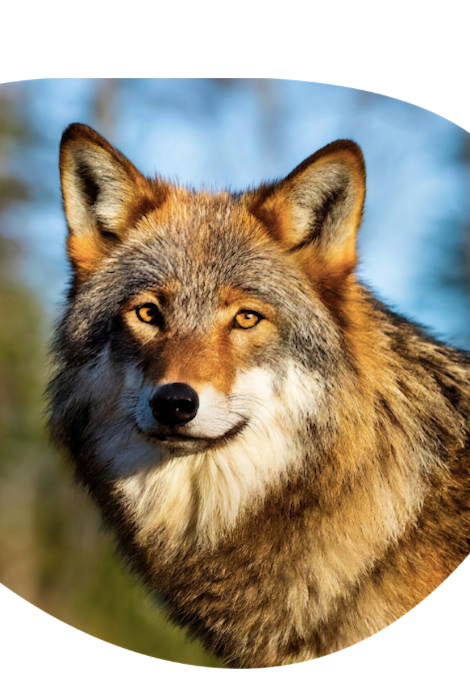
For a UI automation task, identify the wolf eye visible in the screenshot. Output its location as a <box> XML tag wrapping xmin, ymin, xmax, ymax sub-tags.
<box><xmin>234</xmin><ymin>311</ymin><xmax>262</xmax><ymax>329</ymax></box>
<box><xmin>136</xmin><ymin>303</ymin><xmax>162</xmax><ymax>325</ymax></box>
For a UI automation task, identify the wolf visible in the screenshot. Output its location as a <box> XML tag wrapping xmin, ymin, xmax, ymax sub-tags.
<box><xmin>48</xmin><ymin>123</ymin><xmax>470</xmax><ymax>668</ymax></box>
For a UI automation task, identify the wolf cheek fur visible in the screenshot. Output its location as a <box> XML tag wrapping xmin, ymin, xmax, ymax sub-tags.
<box><xmin>48</xmin><ymin>123</ymin><xmax>470</xmax><ymax>668</ymax></box>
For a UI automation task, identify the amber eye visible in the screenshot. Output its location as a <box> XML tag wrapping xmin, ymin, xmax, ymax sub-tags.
<box><xmin>136</xmin><ymin>303</ymin><xmax>162</xmax><ymax>325</ymax></box>
<box><xmin>234</xmin><ymin>310</ymin><xmax>263</xmax><ymax>329</ymax></box>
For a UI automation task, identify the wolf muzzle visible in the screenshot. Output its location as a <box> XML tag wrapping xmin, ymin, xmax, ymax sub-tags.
<box><xmin>149</xmin><ymin>383</ymin><xmax>199</xmax><ymax>427</ymax></box>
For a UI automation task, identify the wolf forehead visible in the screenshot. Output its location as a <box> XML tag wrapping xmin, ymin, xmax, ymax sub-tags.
<box><xmin>70</xmin><ymin>197</ymin><xmax>307</xmax><ymax>325</ymax></box>
<box><xmin>112</xmin><ymin>193</ymin><xmax>299</xmax><ymax>293</ymax></box>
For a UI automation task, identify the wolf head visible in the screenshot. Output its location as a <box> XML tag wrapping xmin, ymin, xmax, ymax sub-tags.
<box><xmin>50</xmin><ymin>124</ymin><xmax>367</xmax><ymax>541</ymax></box>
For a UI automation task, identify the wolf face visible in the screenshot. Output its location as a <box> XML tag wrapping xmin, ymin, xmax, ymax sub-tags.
<box><xmin>51</xmin><ymin>125</ymin><xmax>366</xmax><ymax>540</ymax></box>
<box><xmin>49</xmin><ymin>124</ymin><xmax>470</xmax><ymax>667</ymax></box>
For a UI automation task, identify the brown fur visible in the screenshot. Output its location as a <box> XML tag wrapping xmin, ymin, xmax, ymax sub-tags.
<box><xmin>49</xmin><ymin>124</ymin><xmax>470</xmax><ymax>668</ymax></box>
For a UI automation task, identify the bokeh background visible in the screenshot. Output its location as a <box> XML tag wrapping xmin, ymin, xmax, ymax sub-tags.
<box><xmin>0</xmin><ymin>78</ymin><xmax>469</xmax><ymax>667</ymax></box>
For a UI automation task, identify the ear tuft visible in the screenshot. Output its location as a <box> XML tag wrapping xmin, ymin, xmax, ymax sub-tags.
<box><xmin>59</xmin><ymin>123</ymin><xmax>163</xmax><ymax>279</ymax></box>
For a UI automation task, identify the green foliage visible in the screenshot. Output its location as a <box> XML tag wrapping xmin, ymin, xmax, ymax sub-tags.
<box><xmin>73</xmin><ymin>539</ymin><xmax>220</xmax><ymax>666</ymax></box>
<box><xmin>0</xmin><ymin>87</ymin><xmax>219</xmax><ymax>668</ymax></box>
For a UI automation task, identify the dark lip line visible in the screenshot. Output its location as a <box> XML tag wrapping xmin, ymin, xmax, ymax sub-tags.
<box><xmin>136</xmin><ymin>419</ymin><xmax>248</xmax><ymax>448</ymax></box>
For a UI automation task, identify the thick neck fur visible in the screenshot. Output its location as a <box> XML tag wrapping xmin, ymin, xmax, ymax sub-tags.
<box><xmin>109</xmin><ymin>282</ymin><xmax>470</xmax><ymax>667</ymax></box>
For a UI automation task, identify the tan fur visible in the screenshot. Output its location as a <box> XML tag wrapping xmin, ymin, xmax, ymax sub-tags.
<box><xmin>50</xmin><ymin>124</ymin><xmax>470</xmax><ymax>668</ymax></box>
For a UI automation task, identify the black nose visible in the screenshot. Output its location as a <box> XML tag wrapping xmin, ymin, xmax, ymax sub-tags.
<box><xmin>149</xmin><ymin>383</ymin><xmax>199</xmax><ymax>427</ymax></box>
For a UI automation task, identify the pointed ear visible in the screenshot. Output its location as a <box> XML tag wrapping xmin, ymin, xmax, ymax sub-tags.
<box><xmin>59</xmin><ymin>123</ymin><xmax>162</xmax><ymax>279</ymax></box>
<box><xmin>250</xmin><ymin>140</ymin><xmax>366</xmax><ymax>275</ymax></box>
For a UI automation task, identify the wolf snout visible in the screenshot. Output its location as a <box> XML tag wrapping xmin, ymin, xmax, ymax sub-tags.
<box><xmin>149</xmin><ymin>383</ymin><xmax>199</xmax><ymax>427</ymax></box>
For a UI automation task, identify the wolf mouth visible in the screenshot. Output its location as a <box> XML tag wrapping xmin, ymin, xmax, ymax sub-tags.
<box><xmin>137</xmin><ymin>419</ymin><xmax>249</xmax><ymax>452</ymax></box>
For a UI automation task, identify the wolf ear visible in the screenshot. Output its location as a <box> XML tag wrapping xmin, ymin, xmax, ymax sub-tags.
<box><xmin>250</xmin><ymin>140</ymin><xmax>366</xmax><ymax>274</ymax></box>
<box><xmin>60</xmin><ymin>123</ymin><xmax>159</xmax><ymax>279</ymax></box>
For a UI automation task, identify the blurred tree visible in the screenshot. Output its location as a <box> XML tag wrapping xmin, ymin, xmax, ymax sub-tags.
<box><xmin>0</xmin><ymin>84</ymin><xmax>219</xmax><ymax>667</ymax></box>
<box><xmin>0</xmin><ymin>86</ymin><xmax>44</xmax><ymax>602</ymax></box>
<box><xmin>92</xmin><ymin>78</ymin><xmax>122</xmax><ymax>138</ymax></box>
<box><xmin>211</xmin><ymin>78</ymin><xmax>284</xmax><ymax>170</ymax></box>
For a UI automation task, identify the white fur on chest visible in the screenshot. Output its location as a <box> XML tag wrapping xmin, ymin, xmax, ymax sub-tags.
<box><xmin>115</xmin><ymin>363</ymin><xmax>322</xmax><ymax>546</ymax></box>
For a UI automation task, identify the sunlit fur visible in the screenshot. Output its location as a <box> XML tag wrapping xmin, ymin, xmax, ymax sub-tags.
<box><xmin>49</xmin><ymin>124</ymin><xmax>470</xmax><ymax>668</ymax></box>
